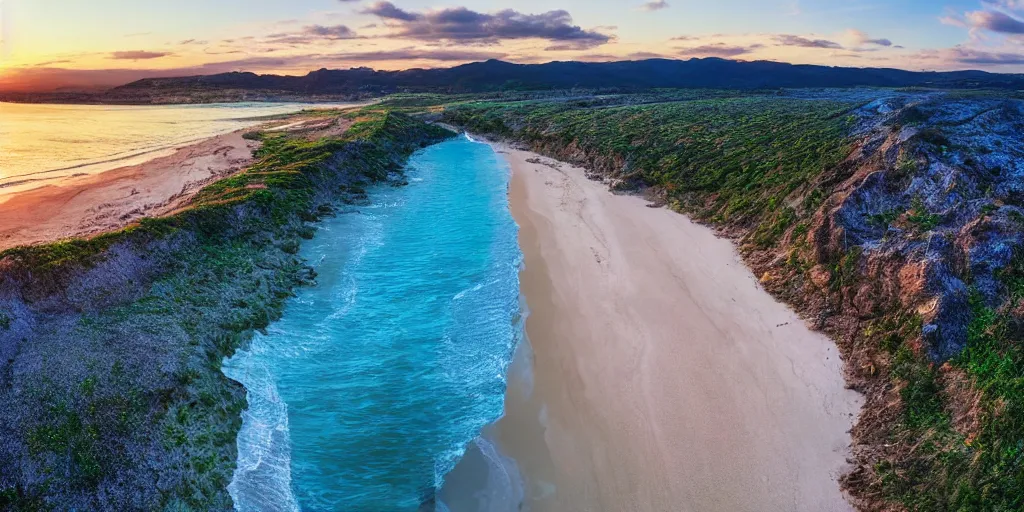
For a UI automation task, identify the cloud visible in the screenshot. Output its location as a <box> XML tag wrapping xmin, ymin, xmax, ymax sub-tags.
<box><xmin>943</xmin><ymin>5</ymin><xmax>1024</xmax><ymax>37</ymax></box>
<box><xmin>940</xmin><ymin>12</ymin><xmax>969</xmax><ymax>28</ymax></box>
<box><xmin>950</xmin><ymin>46</ymin><xmax>1024</xmax><ymax>64</ymax></box>
<box><xmin>864</xmin><ymin>37</ymin><xmax>893</xmax><ymax>46</ymax></box>
<box><xmin>35</xmin><ymin>59</ymin><xmax>73</xmax><ymax>66</ymax></box>
<box><xmin>907</xmin><ymin>46</ymin><xmax>1024</xmax><ymax>68</ymax></box>
<box><xmin>361</xmin><ymin>2</ymin><xmax>610</xmax><ymax>49</ymax></box>
<box><xmin>301</xmin><ymin>24</ymin><xmax>357</xmax><ymax>39</ymax></box>
<box><xmin>774</xmin><ymin>34</ymin><xmax>843</xmax><ymax>49</ymax></box>
<box><xmin>573</xmin><ymin>53</ymin><xmax>618</xmax><ymax>62</ymax></box>
<box><xmin>965</xmin><ymin>10</ymin><xmax>1024</xmax><ymax>34</ymax></box>
<box><xmin>678</xmin><ymin>43</ymin><xmax>763</xmax><ymax>57</ymax></box>
<box><xmin>204</xmin><ymin>48</ymin><xmax>244</xmax><ymax>55</ymax></box>
<box><xmin>264</xmin><ymin>24</ymin><xmax>358</xmax><ymax>44</ymax></box>
<box><xmin>551</xmin><ymin>51</ymin><xmax>668</xmax><ymax>62</ymax></box>
<box><xmin>982</xmin><ymin>0</ymin><xmax>1024</xmax><ymax>10</ymax></box>
<box><xmin>361</xmin><ymin>1</ymin><xmax>421</xmax><ymax>21</ymax></box>
<box><xmin>627</xmin><ymin>51</ymin><xmax>670</xmax><ymax>59</ymax></box>
<box><xmin>843</xmin><ymin>29</ymin><xmax>894</xmax><ymax>51</ymax></box>
<box><xmin>846</xmin><ymin>29</ymin><xmax>893</xmax><ymax>47</ymax></box>
<box><xmin>545</xmin><ymin>43</ymin><xmax>594</xmax><ymax>51</ymax></box>
<box><xmin>327</xmin><ymin>47</ymin><xmax>507</xmax><ymax>61</ymax></box>
<box><xmin>640</xmin><ymin>0</ymin><xmax>670</xmax><ymax>11</ymax></box>
<box><xmin>109</xmin><ymin>51</ymin><xmax>172</xmax><ymax>60</ymax></box>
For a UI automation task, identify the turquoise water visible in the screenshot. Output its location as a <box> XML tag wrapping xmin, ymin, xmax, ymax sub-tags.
<box><xmin>223</xmin><ymin>136</ymin><xmax>522</xmax><ymax>511</ymax></box>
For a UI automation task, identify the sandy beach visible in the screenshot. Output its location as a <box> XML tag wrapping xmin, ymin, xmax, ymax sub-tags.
<box><xmin>0</xmin><ymin>131</ymin><xmax>258</xmax><ymax>251</ymax></box>
<box><xmin>0</xmin><ymin>107</ymin><xmax>363</xmax><ymax>252</ymax></box>
<box><xmin>475</xmin><ymin>142</ymin><xmax>863</xmax><ymax>511</ymax></box>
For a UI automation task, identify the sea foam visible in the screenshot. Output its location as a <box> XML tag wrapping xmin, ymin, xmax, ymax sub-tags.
<box><xmin>224</xmin><ymin>137</ymin><xmax>522</xmax><ymax>510</ymax></box>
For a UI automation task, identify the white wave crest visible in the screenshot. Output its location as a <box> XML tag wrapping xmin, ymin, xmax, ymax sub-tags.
<box><xmin>223</xmin><ymin>348</ymin><xmax>300</xmax><ymax>512</ymax></box>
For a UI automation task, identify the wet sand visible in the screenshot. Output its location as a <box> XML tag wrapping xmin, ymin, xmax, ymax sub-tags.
<box><xmin>0</xmin><ymin>110</ymin><xmax>360</xmax><ymax>252</ymax></box>
<box><xmin>467</xmin><ymin>142</ymin><xmax>863</xmax><ymax>511</ymax></box>
<box><xmin>0</xmin><ymin>130</ymin><xmax>258</xmax><ymax>251</ymax></box>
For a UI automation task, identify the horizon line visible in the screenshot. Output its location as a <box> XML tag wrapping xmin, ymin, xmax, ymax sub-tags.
<box><xmin>0</xmin><ymin>56</ymin><xmax>1016</xmax><ymax>95</ymax></box>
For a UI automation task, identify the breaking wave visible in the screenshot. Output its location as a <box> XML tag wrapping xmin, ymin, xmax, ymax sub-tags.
<box><xmin>223</xmin><ymin>137</ymin><xmax>522</xmax><ymax>510</ymax></box>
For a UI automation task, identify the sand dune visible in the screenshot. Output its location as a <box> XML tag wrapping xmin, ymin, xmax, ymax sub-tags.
<box><xmin>490</xmin><ymin>142</ymin><xmax>863</xmax><ymax>512</ymax></box>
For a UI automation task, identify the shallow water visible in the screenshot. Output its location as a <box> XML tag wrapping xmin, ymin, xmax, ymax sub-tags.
<box><xmin>0</xmin><ymin>101</ymin><xmax>351</xmax><ymax>187</ymax></box>
<box><xmin>223</xmin><ymin>137</ymin><xmax>524</xmax><ymax>511</ymax></box>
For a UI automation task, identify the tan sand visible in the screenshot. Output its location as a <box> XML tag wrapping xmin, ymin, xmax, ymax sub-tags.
<box><xmin>490</xmin><ymin>142</ymin><xmax>863</xmax><ymax>512</ymax></box>
<box><xmin>0</xmin><ymin>130</ymin><xmax>259</xmax><ymax>250</ymax></box>
<box><xmin>0</xmin><ymin>106</ymin><xmax>365</xmax><ymax>252</ymax></box>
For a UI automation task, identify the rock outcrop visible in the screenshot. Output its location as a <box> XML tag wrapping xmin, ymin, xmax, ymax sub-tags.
<box><xmin>439</xmin><ymin>90</ymin><xmax>1024</xmax><ymax>510</ymax></box>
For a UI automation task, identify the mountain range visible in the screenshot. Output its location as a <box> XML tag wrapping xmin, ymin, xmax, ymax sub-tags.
<box><xmin>5</xmin><ymin>58</ymin><xmax>1024</xmax><ymax>104</ymax></box>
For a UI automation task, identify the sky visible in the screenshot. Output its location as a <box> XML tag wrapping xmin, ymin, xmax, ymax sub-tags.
<box><xmin>1</xmin><ymin>0</ymin><xmax>1024</xmax><ymax>91</ymax></box>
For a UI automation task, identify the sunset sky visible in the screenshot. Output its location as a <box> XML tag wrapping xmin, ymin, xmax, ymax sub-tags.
<box><xmin>1</xmin><ymin>0</ymin><xmax>1023</xmax><ymax>91</ymax></box>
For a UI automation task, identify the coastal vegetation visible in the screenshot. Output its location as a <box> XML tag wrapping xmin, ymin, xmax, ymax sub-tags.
<box><xmin>441</xmin><ymin>94</ymin><xmax>856</xmax><ymax>246</ymax></box>
<box><xmin>4</xmin><ymin>86</ymin><xmax>1024</xmax><ymax>510</ymax></box>
<box><xmin>0</xmin><ymin>109</ymin><xmax>452</xmax><ymax>511</ymax></box>
<box><xmin>431</xmin><ymin>90</ymin><xmax>1024</xmax><ymax>511</ymax></box>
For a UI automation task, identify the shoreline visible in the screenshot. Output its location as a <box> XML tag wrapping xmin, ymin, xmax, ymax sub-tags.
<box><xmin>0</xmin><ymin>111</ymin><xmax>455</xmax><ymax>510</ymax></box>
<box><xmin>0</xmin><ymin>110</ymin><xmax>361</xmax><ymax>252</ymax></box>
<box><xmin>480</xmin><ymin>140</ymin><xmax>862</xmax><ymax>511</ymax></box>
<box><xmin>0</xmin><ymin>129</ymin><xmax>259</xmax><ymax>251</ymax></box>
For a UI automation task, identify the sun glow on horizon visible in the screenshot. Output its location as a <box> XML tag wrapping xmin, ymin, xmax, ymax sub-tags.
<box><xmin>0</xmin><ymin>0</ymin><xmax>1019</xmax><ymax>92</ymax></box>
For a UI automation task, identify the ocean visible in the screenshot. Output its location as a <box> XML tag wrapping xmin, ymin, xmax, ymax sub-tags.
<box><xmin>222</xmin><ymin>136</ymin><xmax>525</xmax><ymax>511</ymax></box>
<box><xmin>0</xmin><ymin>101</ymin><xmax>354</xmax><ymax>193</ymax></box>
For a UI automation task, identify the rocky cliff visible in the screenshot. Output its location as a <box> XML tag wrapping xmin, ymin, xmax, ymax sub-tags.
<box><xmin>440</xmin><ymin>90</ymin><xmax>1024</xmax><ymax>510</ymax></box>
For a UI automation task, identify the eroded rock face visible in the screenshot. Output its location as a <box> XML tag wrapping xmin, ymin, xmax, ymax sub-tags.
<box><xmin>447</xmin><ymin>90</ymin><xmax>1024</xmax><ymax>364</ymax></box>
<box><xmin>816</xmin><ymin>95</ymin><xmax>1024</xmax><ymax>360</ymax></box>
<box><xmin>440</xmin><ymin>90</ymin><xmax>1024</xmax><ymax>509</ymax></box>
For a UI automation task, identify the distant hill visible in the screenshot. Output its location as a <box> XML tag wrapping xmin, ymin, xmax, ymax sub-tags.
<box><xmin>7</xmin><ymin>58</ymin><xmax>1024</xmax><ymax>104</ymax></box>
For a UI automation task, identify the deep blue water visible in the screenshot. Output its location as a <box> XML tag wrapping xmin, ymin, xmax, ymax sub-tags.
<box><xmin>222</xmin><ymin>136</ymin><xmax>522</xmax><ymax>511</ymax></box>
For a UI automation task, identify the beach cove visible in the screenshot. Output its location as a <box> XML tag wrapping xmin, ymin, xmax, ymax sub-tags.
<box><xmin>445</xmin><ymin>140</ymin><xmax>863</xmax><ymax>512</ymax></box>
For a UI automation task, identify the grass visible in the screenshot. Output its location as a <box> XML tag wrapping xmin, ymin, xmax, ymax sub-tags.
<box><xmin>0</xmin><ymin>110</ymin><xmax>449</xmax><ymax>275</ymax></box>
<box><xmin>907</xmin><ymin>196</ymin><xmax>942</xmax><ymax>233</ymax></box>
<box><xmin>442</xmin><ymin>95</ymin><xmax>855</xmax><ymax>246</ymax></box>
<box><xmin>949</xmin><ymin>265</ymin><xmax>1024</xmax><ymax>509</ymax></box>
<box><xmin>864</xmin><ymin>256</ymin><xmax>1024</xmax><ymax>511</ymax></box>
<box><xmin>2</xmin><ymin>108</ymin><xmax>452</xmax><ymax>510</ymax></box>
<box><xmin>25</xmin><ymin>386</ymin><xmax>146</xmax><ymax>490</ymax></box>
<box><xmin>434</xmin><ymin>91</ymin><xmax>1024</xmax><ymax>511</ymax></box>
